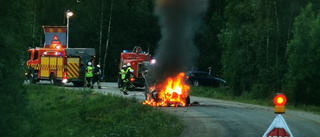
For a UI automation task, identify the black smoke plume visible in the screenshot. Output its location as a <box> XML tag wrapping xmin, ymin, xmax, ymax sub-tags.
<box><xmin>152</xmin><ymin>0</ymin><xmax>209</xmax><ymax>81</ymax></box>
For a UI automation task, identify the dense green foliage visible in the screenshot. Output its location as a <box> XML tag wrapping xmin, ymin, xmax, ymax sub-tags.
<box><xmin>286</xmin><ymin>3</ymin><xmax>320</xmax><ymax>105</ymax></box>
<box><xmin>0</xmin><ymin>0</ymin><xmax>34</xmax><ymax>136</ymax></box>
<box><xmin>219</xmin><ymin>0</ymin><xmax>320</xmax><ymax>106</ymax></box>
<box><xmin>12</xmin><ymin>85</ymin><xmax>183</xmax><ymax>137</ymax></box>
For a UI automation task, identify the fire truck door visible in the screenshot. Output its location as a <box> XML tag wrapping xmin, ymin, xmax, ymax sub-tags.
<box><xmin>57</xmin><ymin>57</ymin><xmax>63</xmax><ymax>78</ymax></box>
<box><xmin>40</xmin><ymin>57</ymin><xmax>50</xmax><ymax>77</ymax></box>
<box><xmin>50</xmin><ymin>57</ymin><xmax>57</xmax><ymax>73</ymax></box>
<box><xmin>67</xmin><ymin>58</ymin><xmax>80</xmax><ymax>78</ymax></box>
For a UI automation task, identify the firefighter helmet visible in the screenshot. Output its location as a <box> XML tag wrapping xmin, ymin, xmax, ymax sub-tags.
<box><xmin>88</xmin><ymin>62</ymin><xmax>92</xmax><ymax>66</ymax></box>
<box><xmin>123</xmin><ymin>65</ymin><xmax>127</xmax><ymax>68</ymax></box>
<box><xmin>97</xmin><ymin>64</ymin><xmax>100</xmax><ymax>68</ymax></box>
<box><xmin>130</xmin><ymin>69</ymin><xmax>134</xmax><ymax>73</ymax></box>
<box><xmin>127</xmin><ymin>63</ymin><xmax>131</xmax><ymax>67</ymax></box>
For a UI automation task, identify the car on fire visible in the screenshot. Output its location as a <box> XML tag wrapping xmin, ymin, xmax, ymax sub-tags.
<box><xmin>142</xmin><ymin>71</ymin><xmax>191</xmax><ymax>107</ymax></box>
<box><xmin>185</xmin><ymin>71</ymin><xmax>226</xmax><ymax>88</ymax></box>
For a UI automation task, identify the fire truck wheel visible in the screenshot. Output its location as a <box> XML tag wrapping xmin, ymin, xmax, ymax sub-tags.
<box><xmin>50</xmin><ymin>73</ymin><xmax>57</xmax><ymax>85</ymax></box>
<box><xmin>28</xmin><ymin>70</ymin><xmax>36</xmax><ymax>84</ymax></box>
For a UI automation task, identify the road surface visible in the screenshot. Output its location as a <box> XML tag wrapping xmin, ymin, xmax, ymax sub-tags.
<box><xmin>39</xmin><ymin>82</ymin><xmax>320</xmax><ymax>137</ymax></box>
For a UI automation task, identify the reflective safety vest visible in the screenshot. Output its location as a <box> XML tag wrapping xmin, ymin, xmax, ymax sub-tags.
<box><xmin>126</xmin><ymin>67</ymin><xmax>131</xmax><ymax>73</ymax></box>
<box><xmin>86</xmin><ymin>66</ymin><xmax>93</xmax><ymax>77</ymax></box>
<box><xmin>120</xmin><ymin>69</ymin><xmax>126</xmax><ymax>80</ymax></box>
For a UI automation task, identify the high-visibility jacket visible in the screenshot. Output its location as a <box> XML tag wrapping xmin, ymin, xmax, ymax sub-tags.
<box><xmin>120</xmin><ymin>69</ymin><xmax>126</xmax><ymax>80</ymax></box>
<box><xmin>86</xmin><ymin>66</ymin><xmax>93</xmax><ymax>77</ymax></box>
<box><xmin>93</xmin><ymin>67</ymin><xmax>101</xmax><ymax>79</ymax></box>
<box><xmin>126</xmin><ymin>67</ymin><xmax>132</xmax><ymax>73</ymax></box>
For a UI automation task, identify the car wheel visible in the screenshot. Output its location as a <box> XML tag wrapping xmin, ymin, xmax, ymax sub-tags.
<box><xmin>192</xmin><ymin>80</ymin><xmax>199</xmax><ymax>86</ymax></box>
<box><xmin>219</xmin><ymin>82</ymin><xmax>226</xmax><ymax>88</ymax></box>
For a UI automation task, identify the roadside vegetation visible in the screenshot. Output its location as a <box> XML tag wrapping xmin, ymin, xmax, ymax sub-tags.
<box><xmin>3</xmin><ymin>85</ymin><xmax>183</xmax><ymax>137</ymax></box>
<box><xmin>190</xmin><ymin>86</ymin><xmax>320</xmax><ymax>114</ymax></box>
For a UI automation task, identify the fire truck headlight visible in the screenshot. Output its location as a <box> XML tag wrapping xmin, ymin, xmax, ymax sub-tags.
<box><xmin>151</xmin><ymin>59</ymin><xmax>156</xmax><ymax>64</ymax></box>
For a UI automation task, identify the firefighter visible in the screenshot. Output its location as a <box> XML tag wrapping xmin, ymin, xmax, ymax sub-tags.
<box><xmin>86</xmin><ymin>62</ymin><xmax>93</xmax><ymax>88</ymax></box>
<box><xmin>119</xmin><ymin>65</ymin><xmax>127</xmax><ymax>91</ymax></box>
<box><xmin>126</xmin><ymin>63</ymin><xmax>134</xmax><ymax>89</ymax></box>
<box><xmin>92</xmin><ymin>64</ymin><xmax>102</xmax><ymax>89</ymax></box>
<box><xmin>123</xmin><ymin>68</ymin><xmax>134</xmax><ymax>95</ymax></box>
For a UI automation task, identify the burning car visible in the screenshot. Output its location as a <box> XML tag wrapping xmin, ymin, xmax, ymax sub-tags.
<box><xmin>142</xmin><ymin>72</ymin><xmax>190</xmax><ymax>107</ymax></box>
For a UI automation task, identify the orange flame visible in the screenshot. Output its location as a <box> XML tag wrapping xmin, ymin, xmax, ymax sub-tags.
<box><xmin>143</xmin><ymin>72</ymin><xmax>190</xmax><ymax>107</ymax></box>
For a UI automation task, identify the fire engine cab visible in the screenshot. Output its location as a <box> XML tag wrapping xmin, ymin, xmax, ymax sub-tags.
<box><xmin>26</xmin><ymin>26</ymin><xmax>95</xmax><ymax>86</ymax></box>
<box><xmin>118</xmin><ymin>46</ymin><xmax>151</xmax><ymax>88</ymax></box>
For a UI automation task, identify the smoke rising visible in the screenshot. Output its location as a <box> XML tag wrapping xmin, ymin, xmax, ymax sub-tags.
<box><xmin>153</xmin><ymin>0</ymin><xmax>209</xmax><ymax>80</ymax></box>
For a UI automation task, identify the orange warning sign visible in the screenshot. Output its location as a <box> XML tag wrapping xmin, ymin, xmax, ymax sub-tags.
<box><xmin>51</xmin><ymin>35</ymin><xmax>61</xmax><ymax>44</ymax></box>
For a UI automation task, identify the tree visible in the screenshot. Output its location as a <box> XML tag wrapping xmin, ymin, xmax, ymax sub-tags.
<box><xmin>0</xmin><ymin>0</ymin><xmax>35</xmax><ymax>136</ymax></box>
<box><xmin>219</xmin><ymin>0</ymin><xmax>306</xmax><ymax>98</ymax></box>
<box><xmin>286</xmin><ymin>3</ymin><xmax>320</xmax><ymax>106</ymax></box>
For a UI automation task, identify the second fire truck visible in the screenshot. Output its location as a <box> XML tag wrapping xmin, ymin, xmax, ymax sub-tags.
<box><xmin>118</xmin><ymin>46</ymin><xmax>151</xmax><ymax>89</ymax></box>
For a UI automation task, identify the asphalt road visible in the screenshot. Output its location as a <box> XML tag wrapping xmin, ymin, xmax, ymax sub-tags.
<box><xmin>39</xmin><ymin>81</ymin><xmax>320</xmax><ymax>137</ymax></box>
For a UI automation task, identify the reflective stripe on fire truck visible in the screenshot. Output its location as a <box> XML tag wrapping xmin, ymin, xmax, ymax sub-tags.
<box><xmin>50</xmin><ymin>57</ymin><xmax>57</xmax><ymax>71</ymax></box>
<box><xmin>57</xmin><ymin>57</ymin><xmax>63</xmax><ymax>78</ymax></box>
<box><xmin>40</xmin><ymin>57</ymin><xmax>50</xmax><ymax>77</ymax></box>
<box><xmin>67</xmin><ymin>58</ymin><xmax>80</xmax><ymax>78</ymax></box>
<box><xmin>30</xmin><ymin>64</ymin><xmax>40</xmax><ymax>70</ymax></box>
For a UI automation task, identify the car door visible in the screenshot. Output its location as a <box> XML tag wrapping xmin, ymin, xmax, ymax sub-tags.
<box><xmin>197</xmin><ymin>73</ymin><xmax>210</xmax><ymax>86</ymax></box>
<box><xmin>205</xmin><ymin>73</ymin><xmax>218</xmax><ymax>86</ymax></box>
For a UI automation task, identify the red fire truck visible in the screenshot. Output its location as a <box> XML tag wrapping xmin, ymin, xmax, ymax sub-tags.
<box><xmin>118</xmin><ymin>46</ymin><xmax>151</xmax><ymax>88</ymax></box>
<box><xmin>26</xmin><ymin>26</ymin><xmax>95</xmax><ymax>86</ymax></box>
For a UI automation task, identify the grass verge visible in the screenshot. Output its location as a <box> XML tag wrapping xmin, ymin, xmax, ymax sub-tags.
<box><xmin>23</xmin><ymin>84</ymin><xmax>183</xmax><ymax>137</ymax></box>
<box><xmin>189</xmin><ymin>86</ymin><xmax>320</xmax><ymax>114</ymax></box>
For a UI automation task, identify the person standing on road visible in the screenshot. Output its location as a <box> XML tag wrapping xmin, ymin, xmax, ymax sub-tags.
<box><xmin>92</xmin><ymin>64</ymin><xmax>102</xmax><ymax>89</ymax></box>
<box><xmin>126</xmin><ymin>63</ymin><xmax>134</xmax><ymax>89</ymax></box>
<box><xmin>121</xmin><ymin>64</ymin><xmax>131</xmax><ymax>95</ymax></box>
<box><xmin>86</xmin><ymin>62</ymin><xmax>93</xmax><ymax>88</ymax></box>
<box><xmin>120</xmin><ymin>65</ymin><xmax>127</xmax><ymax>91</ymax></box>
<box><xmin>123</xmin><ymin>68</ymin><xmax>134</xmax><ymax>95</ymax></box>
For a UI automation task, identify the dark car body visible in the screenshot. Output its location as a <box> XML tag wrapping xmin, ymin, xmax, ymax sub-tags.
<box><xmin>186</xmin><ymin>71</ymin><xmax>226</xmax><ymax>87</ymax></box>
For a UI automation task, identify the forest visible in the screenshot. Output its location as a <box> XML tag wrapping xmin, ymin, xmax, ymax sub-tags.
<box><xmin>1</xmin><ymin>0</ymin><xmax>320</xmax><ymax>134</ymax></box>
